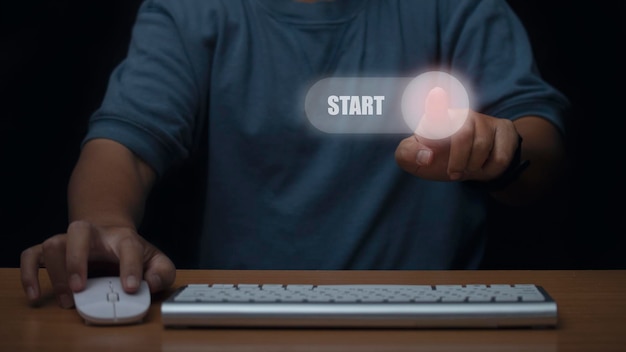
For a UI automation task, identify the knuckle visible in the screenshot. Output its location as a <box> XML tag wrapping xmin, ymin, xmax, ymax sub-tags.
<box><xmin>491</xmin><ymin>152</ymin><xmax>512</xmax><ymax>174</ymax></box>
<box><xmin>41</xmin><ymin>234</ymin><xmax>66</xmax><ymax>253</ymax></box>
<box><xmin>114</xmin><ymin>227</ymin><xmax>139</xmax><ymax>240</ymax></box>
<box><xmin>501</xmin><ymin>118</ymin><xmax>515</xmax><ymax>129</ymax></box>
<box><xmin>67</xmin><ymin>220</ymin><xmax>91</xmax><ymax>233</ymax></box>
<box><xmin>457</xmin><ymin>121</ymin><xmax>475</xmax><ymax>139</ymax></box>
<box><xmin>117</xmin><ymin>234</ymin><xmax>143</xmax><ymax>251</ymax></box>
<box><xmin>20</xmin><ymin>247</ymin><xmax>35</xmax><ymax>263</ymax></box>
<box><xmin>472</xmin><ymin>137</ymin><xmax>492</xmax><ymax>154</ymax></box>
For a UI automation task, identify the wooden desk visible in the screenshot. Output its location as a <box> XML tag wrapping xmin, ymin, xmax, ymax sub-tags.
<box><xmin>1</xmin><ymin>269</ymin><xmax>625</xmax><ymax>352</ymax></box>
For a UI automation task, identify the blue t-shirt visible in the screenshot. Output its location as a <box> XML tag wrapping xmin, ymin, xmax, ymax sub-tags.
<box><xmin>84</xmin><ymin>0</ymin><xmax>568</xmax><ymax>269</ymax></box>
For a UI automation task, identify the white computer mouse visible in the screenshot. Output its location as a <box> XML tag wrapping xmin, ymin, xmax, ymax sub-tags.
<box><xmin>73</xmin><ymin>276</ymin><xmax>151</xmax><ymax>325</ymax></box>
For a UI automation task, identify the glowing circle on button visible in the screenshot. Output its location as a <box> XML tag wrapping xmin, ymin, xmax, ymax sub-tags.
<box><xmin>401</xmin><ymin>71</ymin><xmax>470</xmax><ymax>140</ymax></box>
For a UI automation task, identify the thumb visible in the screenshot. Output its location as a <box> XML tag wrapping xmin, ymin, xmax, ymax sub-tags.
<box><xmin>395</xmin><ymin>135</ymin><xmax>434</xmax><ymax>172</ymax></box>
<box><xmin>414</xmin><ymin>139</ymin><xmax>434</xmax><ymax>167</ymax></box>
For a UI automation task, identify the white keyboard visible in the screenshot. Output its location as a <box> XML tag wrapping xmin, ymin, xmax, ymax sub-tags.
<box><xmin>161</xmin><ymin>283</ymin><xmax>557</xmax><ymax>328</ymax></box>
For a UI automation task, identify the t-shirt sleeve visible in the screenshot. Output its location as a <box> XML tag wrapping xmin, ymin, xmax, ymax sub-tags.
<box><xmin>82</xmin><ymin>0</ymin><xmax>212</xmax><ymax>178</ymax></box>
<box><xmin>438</xmin><ymin>0</ymin><xmax>570</xmax><ymax>134</ymax></box>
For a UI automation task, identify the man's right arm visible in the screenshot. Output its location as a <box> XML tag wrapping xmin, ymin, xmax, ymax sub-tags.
<box><xmin>68</xmin><ymin>138</ymin><xmax>156</xmax><ymax>229</ymax></box>
<box><xmin>20</xmin><ymin>138</ymin><xmax>176</xmax><ymax>308</ymax></box>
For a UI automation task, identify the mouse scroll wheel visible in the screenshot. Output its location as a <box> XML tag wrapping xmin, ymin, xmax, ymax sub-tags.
<box><xmin>107</xmin><ymin>292</ymin><xmax>120</xmax><ymax>302</ymax></box>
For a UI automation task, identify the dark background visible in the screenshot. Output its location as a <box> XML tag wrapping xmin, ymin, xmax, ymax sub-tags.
<box><xmin>1</xmin><ymin>1</ymin><xmax>625</xmax><ymax>269</ymax></box>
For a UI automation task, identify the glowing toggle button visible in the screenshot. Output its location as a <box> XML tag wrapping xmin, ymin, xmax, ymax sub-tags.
<box><xmin>401</xmin><ymin>71</ymin><xmax>470</xmax><ymax>140</ymax></box>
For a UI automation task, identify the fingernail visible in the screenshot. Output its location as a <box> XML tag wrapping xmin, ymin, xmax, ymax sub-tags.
<box><xmin>126</xmin><ymin>275</ymin><xmax>139</xmax><ymax>290</ymax></box>
<box><xmin>69</xmin><ymin>274</ymin><xmax>82</xmax><ymax>291</ymax></box>
<box><xmin>26</xmin><ymin>286</ymin><xmax>38</xmax><ymax>300</ymax></box>
<box><xmin>416</xmin><ymin>149</ymin><xmax>432</xmax><ymax>166</ymax></box>
<box><xmin>59</xmin><ymin>294</ymin><xmax>73</xmax><ymax>309</ymax></box>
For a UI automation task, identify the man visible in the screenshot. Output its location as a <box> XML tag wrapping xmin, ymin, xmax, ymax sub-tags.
<box><xmin>21</xmin><ymin>0</ymin><xmax>568</xmax><ymax>309</ymax></box>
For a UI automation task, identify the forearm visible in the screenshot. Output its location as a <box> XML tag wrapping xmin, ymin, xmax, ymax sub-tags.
<box><xmin>489</xmin><ymin>116</ymin><xmax>565</xmax><ymax>206</ymax></box>
<box><xmin>67</xmin><ymin>138</ymin><xmax>156</xmax><ymax>228</ymax></box>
